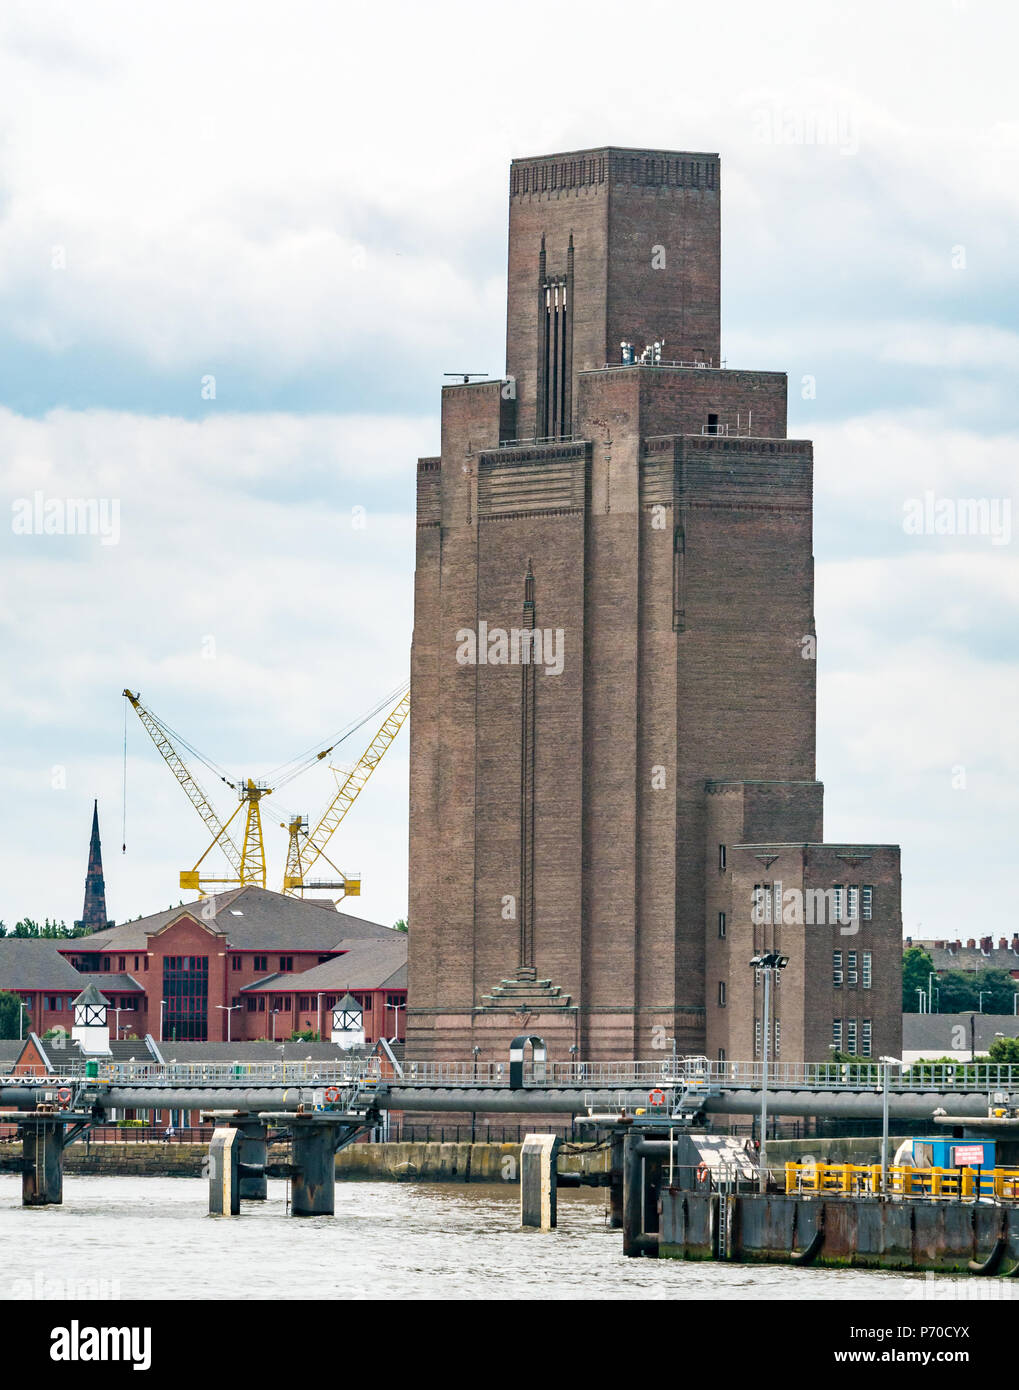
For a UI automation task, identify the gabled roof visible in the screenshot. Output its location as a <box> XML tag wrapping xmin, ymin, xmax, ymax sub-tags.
<box><xmin>156</xmin><ymin>1040</ymin><xmax>368</xmax><ymax>1062</ymax></box>
<box><xmin>80</xmin><ymin>973</ymin><xmax>143</xmax><ymax>993</ymax></box>
<box><xmin>259</xmin><ymin>937</ymin><xmax>408</xmax><ymax>992</ymax></box>
<box><xmin>59</xmin><ymin>886</ymin><xmax>396</xmax><ymax>952</ymax></box>
<box><xmin>0</xmin><ymin>938</ymin><xmax>90</xmax><ymax>990</ymax></box>
<box><xmin>16</xmin><ymin>1031</ymin><xmax>161</xmax><ymax>1071</ymax></box>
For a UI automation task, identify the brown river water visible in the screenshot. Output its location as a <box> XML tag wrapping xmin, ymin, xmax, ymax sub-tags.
<box><xmin>0</xmin><ymin>1174</ymin><xmax>986</xmax><ymax>1300</ymax></box>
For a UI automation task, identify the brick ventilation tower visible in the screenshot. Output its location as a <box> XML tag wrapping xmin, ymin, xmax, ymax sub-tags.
<box><xmin>408</xmin><ymin>147</ymin><xmax>902</xmax><ymax>1064</ymax></box>
<box><xmin>75</xmin><ymin>800</ymin><xmax>114</xmax><ymax>932</ymax></box>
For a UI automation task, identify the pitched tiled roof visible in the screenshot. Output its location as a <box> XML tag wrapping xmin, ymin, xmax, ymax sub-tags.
<box><xmin>156</xmin><ymin>1040</ymin><xmax>369</xmax><ymax>1062</ymax></box>
<box><xmin>60</xmin><ymin>886</ymin><xmax>394</xmax><ymax>952</ymax></box>
<box><xmin>80</xmin><ymin>973</ymin><xmax>143</xmax><ymax>992</ymax></box>
<box><xmin>0</xmin><ymin>938</ymin><xmax>88</xmax><ymax>990</ymax></box>
<box><xmin>242</xmin><ymin>936</ymin><xmax>407</xmax><ymax>992</ymax></box>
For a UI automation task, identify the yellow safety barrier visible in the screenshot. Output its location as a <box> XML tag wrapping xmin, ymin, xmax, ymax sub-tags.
<box><xmin>784</xmin><ymin>1161</ymin><xmax>1019</xmax><ymax>1199</ymax></box>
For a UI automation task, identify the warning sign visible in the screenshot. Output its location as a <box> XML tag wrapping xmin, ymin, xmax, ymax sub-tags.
<box><xmin>951</xmin><ymin>1143</ymin><xmax>986</xmax><ymax>1166</ymax></box>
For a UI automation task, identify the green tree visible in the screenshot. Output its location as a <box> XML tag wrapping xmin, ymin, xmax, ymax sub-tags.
<box><xmin>989</xmin><ymin>1036</ymin><xmax>1019</xmax><ymax>1064</ymax></box>
<box><xmin>0</xmin><ymin>990</ymin><xmax>27</xmax><ymax>1039</ymax></box>
<box><xmin>0</xmin><ymin>918</ymin><xmax>90</xmax><ymax>939</ymax></box>
<box><xmin>902</xmin><ymin>946</ymin><xmax>935</xmax><ymax>1012</ymax></box>
<box><xmin>936</xmin><ymin>971</ymin><xmax>980</xmax><ymax>1012</ymax></box>
<box><xmin>392</xmin><ymin>918</ymin><xmax>408</xmax><ymax>934</ymax></box>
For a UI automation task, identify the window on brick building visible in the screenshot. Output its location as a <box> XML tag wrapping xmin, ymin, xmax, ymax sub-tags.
<box><xmin>774</xmin><ymin>1019</ymin><xmax>781</xmax><ymax>1058</ymax></box>
<box><xmin>102</xmin><ymin>957</ymin><xmax>110</xmax><ymax>971</ymax></box>
<box><xmin>847</xmin><ymin>886</ymin><xmax>859</xmax><ymax>924</ymax></box>
<box><xmin>299</xmin><ymin>996</ymin><xmax>311</xmax><ymax>1011</ymax></box>
<box><xmin>718</xmin><ymin>844</ymin><xmax>726</xmax><ymax>871</ymax></box>
<box><xmin>246</xmin><ymin>997</ymin><xmax>257</xmax><ymax>1013</ymax></box>
<box><xmin>45</xmin><ymin>995</ymin><xmax>62</xmax><ymax>1011</ymax></box>
<box><xmin>133</xmin><ymin>956</ymin><xmax>140</xmax><ymax>971</ymax></box>
<box><xmin>832</xmin><ymin>886</ymin><xmax>844</xmax><ymax>925</ymax></box>
<box><xmin>847</xmin><ymin>951</ymin><xmax>858</xmax><ymax>987</ymax></box>
<box><xmin>833</xmin><ymin>950</ymin><xmax>843</xmax><ymax>987</ymax></box>
<box><xmin>861</xmin><ymin>1019</ymin><xmax>872</xmax><ymax>1058</ymax></box>
<box><xmin>754</xmin><ymin>1017</ymin><xmax>761</xmax><ymax>1057</ymax></box>
<box><xmin>118</xmin><ymin>956</ymin><xmax>125</xmax><ymax>971</ymax></box>
<box><xmin>832</xmin><ymin>1018</ymin><xmax>843</xmax><ymax>1051</ymax></box>
<box><xmin>718</xmin><ymin>911</ymin><xmax>726</xmax><ymax>939</ymax></box>
<box><xmin>707</xmin><ymin>413</ymin><xmax>719</xmax><ymax>435</ymax></box>
<box><xmin>862</xmin><ymin>952</ymin><xmax>872</xmax><ymax>989</ymax></box>
<box><xmin>718</xmin><ymin>981</ymin><xmax>726</xmax><ymax>1007</ymax></box>
<box><xmin>232</xmin><ymin>956</ymin><xmax>242</xmax><ymax>970</ymax></box>
<box><xmin>258</xmin><ymin>997</ymin><xmax>265</xmax><ymax>1012</ymax></box>
<box><xmin>718</xmin><ymin>1048</ymin><xmax>726</xmax><ymax>1063</ymax></box>
<box><xmin>847</xmin><ymin>1019</ymin><xmax>858</xmax><ymax>1055</ymax></box>
<box><xmin>862</xmin><ymin>886</ymin><xmax>873</xmax><ymax>920</ymax></box>
<box><xmin>254</xmin><ymin>956</ymin><xmax>267</xmax><ymax>973</ymax></box>
<box><xmin>279</xmin><ymin>956</ymin><xmax>293</xmax><ymax>972</ymax></box>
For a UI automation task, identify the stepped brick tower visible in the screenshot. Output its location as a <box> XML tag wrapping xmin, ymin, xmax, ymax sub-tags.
<box><xmin>407</xmin><ymin>147</ymin><xmax>902</xmax><ymax>1063</ymax></box>
<box><xmin>75</xmin><ymin>800</ymin><xmax>114</xmax><ymax>932</ymax></box>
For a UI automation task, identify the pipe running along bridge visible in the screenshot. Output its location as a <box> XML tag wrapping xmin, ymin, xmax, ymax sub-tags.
<box><xmin>4</xmin><ymin>1043</ymin><xmax>1019</xmax><ymax>1216</ymax></box>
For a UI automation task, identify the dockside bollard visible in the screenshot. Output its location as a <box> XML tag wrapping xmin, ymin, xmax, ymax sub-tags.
<box><xmin>520</xmin><ymin>1133</ymin><xmax>561</xmax><ymax>1229</ymax></box>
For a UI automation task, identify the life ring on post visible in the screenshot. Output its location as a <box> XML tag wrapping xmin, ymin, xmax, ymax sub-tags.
<box><xmin>323</xmin><ymin>1085</ymin><xmax>341</xmax><ymax>1105</ymax></box>
<box><xmin>696</xmin><ymin>1161</ymin><xmax>709</xmax><ymax>1183</ymax></box>
<box><xmin>648</xmin><ymin>1088</ymin><xmax>666</xmax><ymax>1108</ymax></box>
<box><xmin>56</xmin><ymin>1087</ymin><xmax>72</xmax><ymax>1108</ymax></box>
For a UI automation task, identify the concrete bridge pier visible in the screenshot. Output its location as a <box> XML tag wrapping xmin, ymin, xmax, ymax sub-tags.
<box><xmin>21</xmin><ymin>1118</ymin><xmax>65</xmax><ymax>1207</ymax></box>
<box><xmin>208</xmin><ymin>1126</ymin><xmax>241</xmax><ymax>1216</ymax></box>
<box><xmin>290</xmin><ymin>1120</ymin><xmax>338</xmax><ymax>1217</ymax></box>
<box><xmin>237</xmin><ymin>1120</ymin><xmax>268</xmax><ymax>1201</ymax></box>
<box><xmin>608</xmin><ymin>1132</ymin><xmax>625</xmax><ymax>1229</ymax></box>
<box><xmin>520</xmin><ymin>1133</ymin><xmax>560</xmax><ymax>1229</ymax></box>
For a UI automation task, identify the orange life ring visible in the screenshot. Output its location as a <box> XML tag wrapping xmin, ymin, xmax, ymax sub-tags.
<box><xmin>648</xmin><ymin>1088</ymin><xmax>666</xmax><ymax>1108</ymax></box>
<box><xmin>697</xmin><ymin>1161</ymin><xmax>709</xmax><ymax>1182</ymax></box>
<box><xmin>56</xmin><ymin>1087</ymin><xmax>72</xmax><ymax>1107</ymax></box>
<box><xmin>323</xmin><ymin>1085</ymin><xmax>341</xmax><ymax>1104</ymax></box>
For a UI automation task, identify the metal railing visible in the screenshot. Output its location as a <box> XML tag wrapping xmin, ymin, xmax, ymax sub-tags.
<box><xmin>7</xmin><ymin>1055</ymin><xmax>1019</xmax><ymax>1094</ymax></box>
<box><xmin>785</xmin><ymin>1161</ymin><xmax>1019</xmax><ymax>1201</ymax></box>
<box><xmin>90</xmin><ymin>1057</ymin><xmax>383</xmax><ymax>1086</ymax></box>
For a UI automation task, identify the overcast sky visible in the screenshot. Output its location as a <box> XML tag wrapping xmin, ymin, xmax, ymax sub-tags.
<box><xmin>0</xmin><ymin>0</ymin><xmax>1016</xmax><ymax>941</ymax></box>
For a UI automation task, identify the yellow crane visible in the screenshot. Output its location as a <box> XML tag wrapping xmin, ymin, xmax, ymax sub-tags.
<box><xmin>123</xmin><ymin>689</ymin><xmax>271</xmax><ymax>894</ymax></box>
<box><xmin>282</xmin><ymin>688</ymin><xmax>410</xmax><ymax>898</ymax></box>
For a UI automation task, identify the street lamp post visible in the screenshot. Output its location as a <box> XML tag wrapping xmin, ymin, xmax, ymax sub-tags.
<box><xmin>750</xmin><ymin>950</ymin><xmax>789</xmax><ymax>1193</ymax></box>
<box><xmin>979</xmin><ymin>991</ymin><xmax>989</xmax><ymax>1015</ymax></box>
<box><xmin>215</xmin><ymin>1004</ymin><xmax>241</xmax><ymax>1042</ymax></box>
<box><xmin>915</xmin><ymin>987</ymin><xmax>927</xmax><ymax>1014</ymax></box>
<box><xmin>271</xmin><ymin>1009</ymin><xmax>280</xmax><ymax>1041</ymax></box>
<box><xmin>18</xmin><ymin>999</ymin><xmax>30</xmax><ymax>1041</ymax></box>
<box><xmin>879</xmin><ymin>1055</ymin><xmax>901</xmax><ymax>1197</ymax></box>
<box><xmin>928</xmin><ymin>972</ymin><xmax>937</xmax><ymax>1014</ymax></box>
<box><xmin>159</xmin><ymin>999</ymin><xmax>166</xmax><ymax>1043</ymax></box>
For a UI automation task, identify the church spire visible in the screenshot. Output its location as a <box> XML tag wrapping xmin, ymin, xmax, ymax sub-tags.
<box><xmin>76</xmin><ymin>800</ymin><xmax>113</xmax><ymax>932</ymax></box>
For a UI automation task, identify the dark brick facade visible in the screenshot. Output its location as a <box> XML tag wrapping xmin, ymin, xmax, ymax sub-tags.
<box><xmin>408</xmin><ymin>146</ymin><xmax>902</xmax><ymax>1063</ymax></box>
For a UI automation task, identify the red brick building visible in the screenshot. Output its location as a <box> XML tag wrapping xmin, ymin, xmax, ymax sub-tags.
<box><xmin>0</xmin><ymin>887</ymin><xmax>405</xmax><ymax>1045</ymax></box>
<box><xmin>408</xmin><ymin>146</ymin><xmax>902</xmax><ymax>1062</ymax></box>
